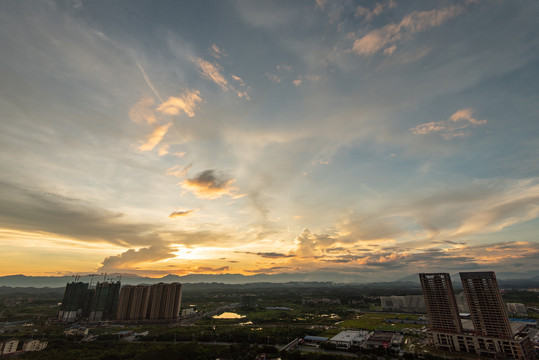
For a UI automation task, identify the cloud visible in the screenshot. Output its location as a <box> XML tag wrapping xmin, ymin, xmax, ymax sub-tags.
<box><xmin>411</xmin><ymin>108</ymin><xmax>486</xmax><ymax>139</ymax></box>
<box><xmin>129</xmin><ymin>96</ymin><xmax>157</xmax><ymax>125</ymax></box>
<box><xmin>449</xmin><ymin>108</ymin><xmax>486</xmax><ymax>125</ymax></box>
<box><xmin>246</xmin><ymin>266</ymin><xmax>294</xmax><ymax>274</ymax></box>
<box><xmin>166</xmin><ymin>164</ymin><xmax>192</xmax><ymax>178</ymax></box>
<box><xmin>293</xmin><ymin>228</ymin><xmax>339</xmax><ymax>257</ymax></box>
<box><xmin>194</xmin><ymin>57</ymin><xmax>229</xmax><ymax>90</ymax></box>
<box><xmin>156</xmin><ymin>90</ymin><xmax>202</xmax><ymax>117</ymax></box>
<box><xmin>241</xmin><ymin>251</ymin><xmax>296</xmax><ymax>258</ymax></box>
<box><xmin>0</xmin><ymin>181</ymin><xmax>161</xmax><ymax>247</ymax></box>
<box><xmin>181</xmin><ymin>169</ymin><xmax>242</xmax><ymax>199</ymax></box>
<box><xmin>139</xmin><ymin>122</ymin><xmax>172</xmax><ymax>151</ymax></box>
<box><xmin>383</xmin><ymin>45</ymin><xmax>397</xmax><ymax>55</ymax></box>
<box><xmin>209</xmin><ymin>43</ymin><xmax>224</xmax><ymax>59</ymax></box>
<box><xmin>196</xmin><ymin>266</ymin><xmax>230</xmax><ymax>273</ymax></box>
<box><xmin>169</xmin><ymin>210</ymin><xmax>196</xmax><ymax>218</ymax></box>
<box><xmin>101</xmin><ymin>249</ymin><xmax>174</xmax><ymax>270</ymax></box>
<box><xmin>231</xmin><ymin>74</ymin><xmax>245</xmax><ymax>87</ymax></box>
<box><xmin>158</xmin><ymin>144</ymin><xmax>169</xmax><ymax>156</ymax></box>
<box><xmin>100</xmin><ymin>241</ymin><xmax>176</xmax><ymax>269</ymax></box>
<box><xmin>355</xmin><ymin>0</ymin><xmax>396</xmax><ymax>21</ymax></box>
<box><xmin>352</xmin><ymin>5</ymin><xmax>463</xmax><ymax>56</ymax></box>
<box><xmin>314</xmin><ymin>0</ymin><xmax>327</xmax><ymax>11</ymax></box>
<box><xmin>193</xmin><ymin>56</ymin><xmax>250</xmax><ymax>99</ymax></box>
<box><xmin>292</xmin><ymin>75</ymin><xmax>320</xmax><ymax>87</ymax></box>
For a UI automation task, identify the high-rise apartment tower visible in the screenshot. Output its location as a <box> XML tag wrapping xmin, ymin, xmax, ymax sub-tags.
<box><xmin>419</xmin><ymin>273</ymin><xmax>463</xmax><ymax>333</ymax></box>
<box><xmin>460</xmin><ymin>271</ymin><xmax>512</xmax><ymax>338</ymax></box>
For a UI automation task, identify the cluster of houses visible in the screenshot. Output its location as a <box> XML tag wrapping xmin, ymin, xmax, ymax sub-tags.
<box><xmin>0</xmin><ymin>339</ymin><xmax>48</xmax><ymax>356</ymax></box>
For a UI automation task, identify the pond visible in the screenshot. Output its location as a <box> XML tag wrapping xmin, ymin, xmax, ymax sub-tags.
<box><xmin>213</xmin><ymin>312</ymin><xmax>246</xmax><ymax>319</ymax></box>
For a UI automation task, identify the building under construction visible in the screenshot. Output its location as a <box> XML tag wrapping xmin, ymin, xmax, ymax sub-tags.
<box><xmin>58</xmin><ymin>277</ymin><xmax>121</xmax><ymax>323</ymax></box>
<box><xmin>58</xmin><ymin>282</ymin><xmax>89</xmax><ymax>323</ymax></box>
<box><xmin>116</xmin><ymin>283</ymin><xmax>182</xmax><ymax>324</ymax></box>
<box><xmin>89</xmin><ymin>281</ymin><xmax>121</xmax><ymax>323</ymax></box>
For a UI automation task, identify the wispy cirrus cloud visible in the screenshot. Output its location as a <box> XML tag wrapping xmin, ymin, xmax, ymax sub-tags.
<box><xmin>194</xmin><ymin>51</ymin><xmax>250</xmax><ymax>99</ymax></box>
<box><xmin>181</xmin><ymin>169</ymin><xmax>243</xmax><ymax>199</ymax></box>
<box><xmin>194</xmin><ymin>57</ymin><xmax>229</xmax><ymax>90</ymax></box>
<box><xmin>352</xmin><ymin>5</ymin><xmax>463</xmax><ymax>56</ymax></box>
<box><xmin>209</xmin><ymin>43</ymin><xmax>224</xmax><ymax>59</ymax></box>
<box><xmin>411</xmin><ymin>108</ymin><xmax>486</xmax><ymax>139</ymax></box>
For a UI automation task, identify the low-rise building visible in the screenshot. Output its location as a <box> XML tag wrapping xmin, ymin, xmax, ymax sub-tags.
<box><xmin>507</xmin><ymin>303</ymin><xmax>527</xmax><ymax>315</ymax></box>
<box><xmin>329</xmin><ymin>330</ymin><xmax>369</xmax><ymax>349</ymax></box>
<box><xmin>22</xmin><ymin>339</ymin><xmax>48</xmax><ymax>351</ymax></box>
<box><xmin>363</xmin><ymin>331</ymin><xmax>396</xmax><ymax>349</ymax></box>
<box><xmin>2</xmin><ymin>339</ymin><xmax>19</xmax><ymax>354</ymax></box>
<box><xmin>302</xmin><ymin>335</ymin><xmax>328</xmax><ymax>347</ymax></box>
<box><xmin>64</xmin><ymin>324</ymin><xmax>89</xmax><ymax>336</ymax></box>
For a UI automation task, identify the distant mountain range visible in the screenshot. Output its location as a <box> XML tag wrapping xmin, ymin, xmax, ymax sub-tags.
<box><xmin>0</xmin><ymin>272</ymin><xmax>367</xmax><ymax>287</ymax></box>
<box><xmin>398</xmin><ymin>271</ymin><xmax>539</xmax><ymax>289</ymax></box>
<box><xmin>1</xmin><ymin>271</ymin><xmax>538</xmax><ymax>288</ymax></box>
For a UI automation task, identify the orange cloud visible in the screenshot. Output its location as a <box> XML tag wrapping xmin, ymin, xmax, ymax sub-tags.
<box><xmin>194</xmin><ymin>57</ymin><xmax>228</xmax><ymax>90</ymax></box>
<box><xmin>353</xmin><ymin>5</ymin><xmax>463</xmax><ymax>56</ymax></box>
<box><xmin>194</xmin><ymin>57</ymin><xmax>250</xmax><ymax>99</ymax></box>
<box><xmin>158</xmin><ymin>144</ymin><xmax>169</xmax><ymax>156</ymax></box>
<box><xmin>139</xmin><ymin>123</ymin><xmax>172</xmax><ymax>151</ymax></box>
<box><xmin>156</xmin><ymin>90</ymin><xmax>202</xmax><ymax>117</ymax></box>
<box><xmin>129</xmin><ymin>96</ymin><xmax>157</xmax><ymax>125</ymax></box>
<box><xmin>166</xmin><ymin>164</ymin><xmax>192</xmax><ymax>178</ymax></box>
<box><xmin>411</xmin><ymin>108</ymin><xmax>486</xmax><ymax>139</ymax></box>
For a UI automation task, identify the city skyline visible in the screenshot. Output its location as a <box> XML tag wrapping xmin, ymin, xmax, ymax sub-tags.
<box><xmin>1</xmin><ymin>0</ymin><xmax>539</xmax><ymax>280</ymax></box>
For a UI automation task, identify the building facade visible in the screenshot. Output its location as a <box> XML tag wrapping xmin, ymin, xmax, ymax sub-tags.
<box><xmin>116</xmin><ymin>283</ymin><xmax>182</xmax><ymax>323</ymax></box>
<box><xmin>419</xmin><ymin>273</ymin><xmax>463</xmax><ymax>333</ymax></box>
<box><xmin>460</xmin><ymin>271</ymin><xmax>513</xmax><ymax>339</ymax></box>
<box><xmin>89</xmin><ymin>281</ymin><xmax>121</xmax><ymax>322</ymax></box>
<box><xmin>2</xmin><ymin>339</ymin><xmax>19</xmax><ymax>355</ymax></box>
<box><xmin>21</xmin><ymin>339</ymin><xmax>48</xmax><ymax>352</ymax></box>
<box><xmin>419</xmin><ymin>271</ymin><xmax>534</xmax><ymax>360</ymax></box>
<box><xmin>58</xmin><ymin>282</ymin><xmax>89</xmax><ymax>323</ymax></box>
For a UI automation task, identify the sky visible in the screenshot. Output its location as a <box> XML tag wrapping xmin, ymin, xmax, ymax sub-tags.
<box><xmin>1</xmin><ymin>0</ymin><xmax>539</xmax><ymax>281</ymax></box>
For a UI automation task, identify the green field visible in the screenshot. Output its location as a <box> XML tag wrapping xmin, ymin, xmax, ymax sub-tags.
<box><xmin>339</xmin><ymin>312</ymin><xmax>425</xmax><ymax>331</ymax></box>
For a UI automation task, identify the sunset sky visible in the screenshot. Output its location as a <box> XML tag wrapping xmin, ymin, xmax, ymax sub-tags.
<box><xmin>1</xmin><ymin>0</ymin><xmax>539</xmax><ymax>281</ymax></box>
